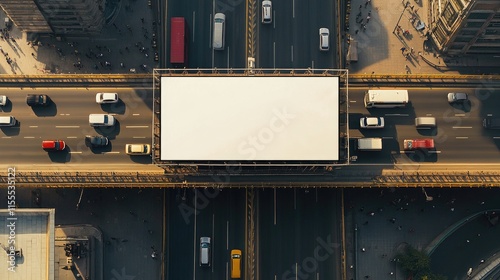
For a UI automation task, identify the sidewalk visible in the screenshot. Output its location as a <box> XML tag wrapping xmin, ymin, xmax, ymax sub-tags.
<box><xmin>0</xmin><ymin>0</ymin><xmax>158</xmax><ymax>75</ymax></box>
<box><xmin>346</xmin><ymin>0</ymin><xmax>500</xmax><ymax>75</ymax></box>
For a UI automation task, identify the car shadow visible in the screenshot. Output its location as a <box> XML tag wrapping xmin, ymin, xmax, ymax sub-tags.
<box><xmin>100</xmin><ymin>100</ymin><xmax>126</xmax><ymax>114</ymax></box>
<box><xmin>88</xmin><ymin>141</ymin><xmax>113</xmax><ymax>154</ymax></box>
<box><xmin>128</xmin><ymin>154</ymin><xmax>153</xmax><ymax>164</ymax></box>
<box><xmin>0</xmin><ymin>99</ymin><xmax>12</xmax><ymax>112</ymax></box>
<box><xmin>0</xmin><ymin>121</ymin><xmax>20</xmax><ymax>136</ymax></box>
<box><xmin>31</xmin><ymin>100</ymin><xmax>57</xmax><ymax>117</ymax></box>
<box><xmin>404</xmin><ymin>149</ymin><xmax>438</xmax><ymax>162</ymax></box>
<box><xmin>417</xmin><ymin>128</ymin><xmax>438</xmax><ymax>136</ymax></box>
<box><xmin>449</xmin><ymin>100</ymin><xmax>472</xmax><ymax>112</ymax></box>
<box><xmin>47</xmin><ymin>146</ymin><xmax>71</xmax><ymax>163</ymax></box>
<box><xmin>94</xmin><ymin>121</ymin><xmax>121</xmax><ymax>139</ymax></box>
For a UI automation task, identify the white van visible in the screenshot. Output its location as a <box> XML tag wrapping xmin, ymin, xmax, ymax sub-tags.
<box><xmin>89</xmin><ymin>114</ymin><xmax>115</xmax><ymax>127</ymax></box>
<box><xmin>415</xmin><ymin>117</ymin><xmax>436</xmax><ymax>129</ymax></box>
<box><xmin>200</xmin><ymin>237</ymin><xmax>211</xmax><ymax>266</ymax></box>
<box><xmin>213</xmin><ymin>13</ymin><xmax>226</xmax><ymax>50</ymax></box>
<box><xmin>0</xmin><ymin>116</ymin><xmax>16</xmax><ymax>126</ymax></box>
<box><xmin>357</xmin><ymin>138</ymin><xmax>382</xmax><ymax>151</ymax></box>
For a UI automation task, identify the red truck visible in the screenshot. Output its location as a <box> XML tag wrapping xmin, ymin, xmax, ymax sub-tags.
<box><xmin>170</xmin><ymin>17</ymin><xmax>187</xmax><ymax>65</ymax></box>
<box><xmin>403</xmin><ymin>138</ymin><xmax>435</xmax><ymax>150</ymax></box>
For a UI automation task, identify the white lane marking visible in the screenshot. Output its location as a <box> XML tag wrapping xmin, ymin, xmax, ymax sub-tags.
<box><xmin>487</xmin><ymin>114</ymin><xmax>493</xmax><ymax>117</ymax></box>
<box><xmin>59</xmin><ymin>113</ymin><xmax>70</xmax><ymax>116</ymax></box>
<box><xmin>428</xmin><ymin>150</ymin><xmax>441</xmax><ymax>153</ymax></box>
<box><xmin>349</xmin><ymin>100</ymin><xmax>356</xmax><ymax>103</ymax></box>
<box><xmin>56</xmin><ymin>126</ymin><xmax>80</xmax><ymax>128</ymax></box>
<box><xmin>456</xmin><ymin>136</ymin><xmax>469</xmax><ymax>139</ymax></box>
<box><xmin>385</xmin><ymin>114</ymin><xmax>409</xmax><ymax>116</ymax></box>
<box><xmin>24</xmin><ymin>136</ymin><xmax>34</xmax><ymax>138</ymax></box>
<box><xmin>133</xmin><ymin>113</ymin><xmax>140</xmax><ymax>116</ymax></box>
<box><xmin>455</xmin><ymin>114</ymin><xmax>466</xmax><ymax>117</ymax></box>
<box><xmin>29</xmin><ymin>126</ymin><xmax>38</xmax><ymax>128</ymax></box>
<box><xmin>2</xmin><ymin>136</ymin><xmax>11</xmax><ymax>138</ymax></box>
<box><xmin>67</xmin><ymin>136</ymin><xmax>77</xmax><ymax>138</ymax></box>
<box><xmin>133</xmin><ymin>136</ymin><xmax>147</xmax><ymax>139</ymax></box>
<box><xmin>452</xmin><ymin>126</ymin><xmax>472</xmax><ymax>129</ymax></box>
<box><xmin>69</xmin><ymin>152</ymin><xmax>83</xmax><ymax>154</ymax></box>
<box><xmin>126</xmin><ymin>126</ymin><xmax>149</xmax><ymax>128</ymax></box>
<box><xmin>493</xmin><ymin>137</ymin><xmax>500</xmax><ymax>139</ymax></box>
<box><xmin>103</xmin><ymin>151</ymin><xmax>120</xmax><ymax>154</ymax></box>
<box><xmin>425</xmin><ymin>114</ymin><xmax>433</xmax><ymax>116</ymax></box>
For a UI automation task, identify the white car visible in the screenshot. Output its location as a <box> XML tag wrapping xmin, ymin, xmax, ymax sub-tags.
<box><xmin>125</xmin><ymin>144</ymin><xmax>151</xmax><ymax>155</ymax></box>
<box><xmin>319</xmin><ymin>28</ymin><xmax>329</xmax><ymax>51</ymax></box>
<box><xmin>89</xmin><ymin>114</ymin><xmax>115</xmax><ymax>127</ymax></box>
<box><xmin>0</xmin><ymin>95</ymin><xmax>7</xmax><ymax>106</ymax></box>
<box><xmin>96</xmin><ymin>92</ymin><xmax>119</xmax><ymax>104</ymax></box>
<box><xmin>360</xmin><ymin>116</ymin><xmax>385</xmax><ymax>129</ymax></box>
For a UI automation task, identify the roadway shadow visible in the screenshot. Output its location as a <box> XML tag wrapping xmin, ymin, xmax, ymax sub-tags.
<box><xmin>404</xmin><ymin>148</ymin><xmax>438</xmax><ymax>162</ymax></box>
<box><xmin>449</xmin><ymin>100</ymin><xmax>472</xmax><ymax>113</ymax></box>
<box><xmin>0</xmin><ymin>121</ymin><xmax>20</xmax><ymax>136</ymax></box>
<box><xmin>31</xmin><ymin>99</ymin><xmax>57</xmax><ymax>117</ymax></box>
<box><xmin>87</xmin><ymin>141</ymin><xmax>113</xmax><ymax>154</ymax></box>
<box><xmin>93</xmin><ymin>121</ymin><xmax>120</xmax><ymax>139</ymax></box>
<box><xmin>47</xmin><ymin>146</ymin><xmax>71</xmax><ymax>163</ymax></box>
<box><xmin>99</xmin><ymin>99</ymin><xmax>126</xmax><ymax>114</ymax></box>
<box><xmin>0</xmin><ymin>99</ymin><xmax>12</xmax><ymax>112</ymax></box>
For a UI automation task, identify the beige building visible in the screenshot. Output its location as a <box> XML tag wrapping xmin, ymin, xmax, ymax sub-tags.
<box><xmin>0</xmin><ymin>0</ymin><xmax>106</xmax><ymax>35</ymax></box>
<box><xmin>429</xmin><ymin>0</ymin><xmax>500</xmax><ymax>56</ymax></box>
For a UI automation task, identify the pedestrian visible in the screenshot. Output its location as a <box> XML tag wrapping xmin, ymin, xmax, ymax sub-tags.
<box><xmin>411</xmin><ymin>47</ymin><xmax>414</xmax><ymax>53</ymax></box>
<box><xmin>366</xmin><ymin>16</ymin><xmax>371</xmax><ymax>23</ymax></box>
<box><xmin>141</xmin><ymin>18</ymin><xmax>145</xmax><ymax>23</ymax></box>
<box><xmin>355</xmin><ymin>29</ymin><xmax>359</xmax><ymax>34</ymax></box>
<box><xmin>363</xmin><ymin>24</ymin><xmax>367</xmax><ymax>31</ymax></box>
<box><xmin>364</xmin><ymin>0</ymin><xmax>368</xmax><ymax>8</ymax></box>
<box><xmin>410</xmin><ymin>5</ymin><xmax>414</xmax><ymax>10</ymax></box>
<box><xmin>31</xmin><ymin>53</ymin><xmax>35</xmax><ymax>57</ymax></box>
<box><xmin>359</xmin><ymin>4</ymin><xmax>362</xmax><ymax>9</ymax></box>
<box><xmin>361</xmin><ymin>247</ymin><xmax>366</xmax><ymax>252</ymax></box>
<box><xmin>368</xmin><ymin>11</ymin><xmax>371</xmax><ymax>16</ymax></box>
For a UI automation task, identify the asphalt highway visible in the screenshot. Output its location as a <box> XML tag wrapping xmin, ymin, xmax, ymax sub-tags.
<box><xmin>0</xmin><ymin>87</ymin><xmax>153</xmax><ymax>165</ymax></box>
<box><xmin>349</xmin><ymin>87</ymin><xmax>500</xmax><ymax>164</ymax></box>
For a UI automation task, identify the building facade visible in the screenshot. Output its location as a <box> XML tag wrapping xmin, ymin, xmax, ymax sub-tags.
<box><xmin>429</xmin><ymin>0</ymin><xmax>500</xmax><ymax>56</ymax></box>
<box><xmin>0</xmin><ymin>0</ymin><xmax>106</xmax><ymax>35</ymax></box>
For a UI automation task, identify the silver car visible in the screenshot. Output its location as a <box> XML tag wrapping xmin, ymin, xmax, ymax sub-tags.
<box><xmin>360</xmin><ymin>116</ymin><xmax>385</xmax><ymax>129</ymax></box>
<box><xmin>319</xmin><ymin>28</ymin><xmax>329</xmax><ymax>51</ymax></box>
<box><xmin>447</xmin><ymin>92</ymin><xmax>468</xmax><ymax>104</ymax></box>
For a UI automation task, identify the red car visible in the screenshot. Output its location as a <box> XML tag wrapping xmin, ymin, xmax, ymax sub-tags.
<box><xmin>42</xmin><ymin>140</ymin><xmax>66</xmax><ymax>151</ymax></box>
<box><xmin>403</xmin><ymin>139</ymin><xmax>434</xmax><ymax>150</ymax></box>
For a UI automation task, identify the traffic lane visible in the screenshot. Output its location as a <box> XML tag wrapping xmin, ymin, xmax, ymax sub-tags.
<box><xmin>228</xmin><ymin>0</ymin><xmax>246</xmax><ymax>68</ymax></box>
<box><xmin>211</xmin><ymin>189</ymin><xmax>232</xmax><ymax>280</ymax></box>
<box><xmin>190</xmin><ymin>1</ymin><xmax>213</xmax><ymax>68</ymax></box>
<box><xmin>292</xmin><ymin>0</ymin><xmax>314</xmax><ymax>68</ymax></box>
<box><xmin>273</xmin><ymin>0</ymin><xmax>293</xmax><ymax>67</ymax></box>
<box><xmin>257</xmin><ymin>14</ymin><xmax>275</xmax><ymax>68</ymax></box>
<box><xmin>258</xmin><ymin>188</ymin><xmax>279</xmax><ymax>279</ymax></box>
<box><xmin>310</xmin><ymin>0</ymin><xmax>336</xmax><ymax>69</ymax></box>
<box><xmin>226</xmin><ymin>188</ymin><xmax>246</xmax><ymax>277</ymax></box>
<box><xmin>167</xmin><ymin>189</ymin><xmax>196</xmax><ymax>280</ymax></box>
<box><xmin>195</xmin><ymin>188</ymin><xmax>216</xmax><ymax>279</ymax></box>
<box><xmin>274</xmin><ymin>188</ymin><xmax>298</xmax><ymax>278</ymax></box>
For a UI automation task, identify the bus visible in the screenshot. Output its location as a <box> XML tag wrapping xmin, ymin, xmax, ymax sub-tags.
<box><xmin>230</xmin><ymin>249</ymin><xmax>241</xmax><ymax>278</ymax></box>
<box><xmin>170</xmin><ymin>17</ymin><xmax>187</xmax><ymax>65</ymax></box>
<box><xmin>364</xmin><ymin>89</ymin><xmax>409</xmax><ymax>108</ymax></box>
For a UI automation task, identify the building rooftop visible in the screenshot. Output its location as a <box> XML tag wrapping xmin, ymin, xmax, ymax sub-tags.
<box><xmin>0</xmin><ymin>209</ymin><xmax>55</xmax><ymax>280</ymax></box>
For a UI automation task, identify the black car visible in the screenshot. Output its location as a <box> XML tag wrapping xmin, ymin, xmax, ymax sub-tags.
<box><xmin>154</xmin><ymin>52</ymin><xmax>159</xmax><ymax>62</ymax></box>
<box><xmin>85</xmin><ymin>135</ymin><xmax>109</xmax><ymax>147</ymax></box>
<box><xmin>26</xmin><ymin>94</ymin><xmax>49</xmax><ymax>106</ymax></box>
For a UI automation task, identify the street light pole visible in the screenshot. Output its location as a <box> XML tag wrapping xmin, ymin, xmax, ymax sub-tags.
<box><xmin>393</xmin><ymin>4</ymin><xmax>408</xmax><ymax>35</ymax></box>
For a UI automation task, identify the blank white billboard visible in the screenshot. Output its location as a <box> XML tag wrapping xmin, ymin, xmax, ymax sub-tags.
<box><xmin>160</xmin><ymin>76</ymin><xmax>339</xmax><ymax>161</ymax></box>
